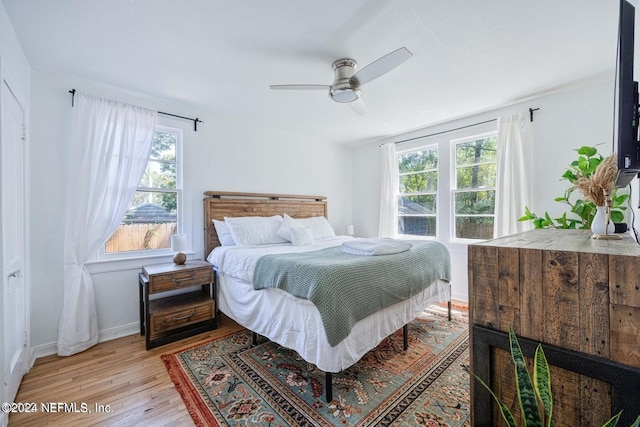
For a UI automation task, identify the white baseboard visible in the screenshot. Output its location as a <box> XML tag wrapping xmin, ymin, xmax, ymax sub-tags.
<box><xmin>451</xmin><ymin>291</ymin><xmax>469</xmax><ymax>303</ymax></box>
<box><xmin>28</xmin><ymin>322</ymin><xmax>140</xmax><ymax>369</ymax></box>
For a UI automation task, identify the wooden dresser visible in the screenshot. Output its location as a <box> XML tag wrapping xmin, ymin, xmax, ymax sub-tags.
<box><xmin>468</xmin><ymin>228</ymin><xmax>640</xmax><ymax>426</ymax></box>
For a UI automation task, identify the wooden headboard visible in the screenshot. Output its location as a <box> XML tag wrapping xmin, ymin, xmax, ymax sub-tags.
<box><xmin>203</xmin><ymin>191</ymin><xmax>328</xmax><ymax>256</ymax></box>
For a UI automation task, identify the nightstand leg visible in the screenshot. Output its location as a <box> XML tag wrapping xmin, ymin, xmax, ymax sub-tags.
<box><xmin>139</xmin><ymin>275</ymin><xmax>145</xmax><ymax>335</ymax></box>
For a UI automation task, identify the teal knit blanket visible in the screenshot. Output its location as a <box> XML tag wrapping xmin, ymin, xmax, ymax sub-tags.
<box><xmin>253</xmin><ymin>241</ymin><xmax>451</xmax><ymax>347</ymax></box>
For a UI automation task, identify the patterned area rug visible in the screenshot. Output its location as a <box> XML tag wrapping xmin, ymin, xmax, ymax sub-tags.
<box><xmin>162</xmin><ymin>307</ymin><xmax>470</xmax><ymax>426</ymax></box>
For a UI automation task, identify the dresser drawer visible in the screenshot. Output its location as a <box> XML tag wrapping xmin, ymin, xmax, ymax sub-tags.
<box><xmin>148</xmin><ymin>267</ymin><xmax>212</xmax><ymax>294</ymax></box>
<box><xmin>149</xmin><ymin>294</ymin><xmax>214</xmax><ymax>340</ymax></box>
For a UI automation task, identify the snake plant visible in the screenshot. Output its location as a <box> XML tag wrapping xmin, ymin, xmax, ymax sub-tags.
<box><xmin>472</xmin><ymin>327</ymin><xmax>640</xmax><ymax>427</ymax></box>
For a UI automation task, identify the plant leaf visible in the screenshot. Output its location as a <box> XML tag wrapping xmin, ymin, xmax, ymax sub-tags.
<box><xmin>588</xmin><ymin>157</ymin><xmax>602</xmax><ymax>173</ymax></box>
<box><xmin>614</xmin><ymin>193</ymin><xmax>630</xmax><ymax>204</ymax></box>
<box><xmin>470</xmin><ymin>371</ymin><xmax>518</xmax><ymax>427</ymax></box>
<box><xmin>611</xmin><ymin>211</ymin><xmax>624</xmax><ymax>224</ymax></box>
<box><xmin>533</xmin><ymin>344</ymin><xmax>553</xmax><ymax>427</ymax></box>
<box><xmin>509</xmin><ymin>327</ymin><xmax>544</xmax><ymax>427</ymax></box>
<box><xmin>578</xmin><ymin>157</ymin><xmax>590</xmax><ymax>172</ymax></box>
<box><xmin>601</xmin><ymin>411</ymin><xmax>621</xmax><ymax>427</ymax></box>
<box><xmin>577</xmin><ymin>146</ymin><xmax>598</xmax><ymax>157</ymax></box>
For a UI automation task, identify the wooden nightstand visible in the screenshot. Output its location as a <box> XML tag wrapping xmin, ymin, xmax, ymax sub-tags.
<box><xmin>139</xmin><ymin>259</ymin><xmax>216</xmax><ymax>350</ymax></box>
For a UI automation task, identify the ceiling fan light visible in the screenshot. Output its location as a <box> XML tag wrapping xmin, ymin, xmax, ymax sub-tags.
<box><xmin>330</xmin><ymin>86</ymin><xmax>360</xmax><ymax>103</ymax></box>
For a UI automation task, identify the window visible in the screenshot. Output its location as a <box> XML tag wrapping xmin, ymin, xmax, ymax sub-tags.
<box><xmin>103</xmin><ymin>124</ymin><xmax>184</xmax><ymax>256</ymax></box>
<box><xmin>397</xmin><ymin>146</ymin><xmax>438</xmax><ymax>237</ymax></box>
<box><xmin>394</xmin><ymin>128</ymin><xmax>497</xmax><ymax>242</ymax></box>
<box><xmin>453</xmin><ymin>134</ymin><xmax>497</xmax><ymax>240</ymax></box>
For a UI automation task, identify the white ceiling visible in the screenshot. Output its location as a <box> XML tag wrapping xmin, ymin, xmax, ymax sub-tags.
<box><xmin>2</xmin><ymin>0</ymin><xmax>619</xmax><ymax>145</ymax></box>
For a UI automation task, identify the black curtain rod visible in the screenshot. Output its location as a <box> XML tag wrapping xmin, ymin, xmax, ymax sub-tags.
<box><xmin>69</xmin><ymin>89</ymin><xmax>203</xmax><ymax>131</ymax></box>
<box><xmin>389</xmin><ymin>107</ymin><xmax>539</xmax><ymax>146</ymax></box>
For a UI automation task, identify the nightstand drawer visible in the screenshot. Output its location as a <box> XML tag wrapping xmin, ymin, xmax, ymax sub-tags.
<box><xmin>148</xmin><ymin>268</ymin><xmax>213</xmax><ymax>293</ymax></box>
<box><xmin>149</xmin><ymin>294</ymin><xmax>214</xmax><ymax>340</ymax></box>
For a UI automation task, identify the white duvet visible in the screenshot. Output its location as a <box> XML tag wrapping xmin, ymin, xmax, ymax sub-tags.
<box><xmin>207</xmin><ymin>236</ymin><xmax>450</xmax><ymax>373</ymax></box>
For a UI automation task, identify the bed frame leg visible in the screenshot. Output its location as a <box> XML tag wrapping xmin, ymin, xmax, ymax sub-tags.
<box><xmin>325</xmin><ymin>372</ymin><xmax>333</xmax><ymax>402</ymax></box>
<box><xmin>448</xmin><ymin>300</ymin><xmax>452</xmax><ymax>321</ymax></box>
<box><xmin>252</xmin><ymin>332</ymin><xmax>258</xmax><ymax>346</ymax></box>
<box><xmin>402</xmin><ymin>324</ymin><xmax>408</xmax><ymax>350</ymax></box>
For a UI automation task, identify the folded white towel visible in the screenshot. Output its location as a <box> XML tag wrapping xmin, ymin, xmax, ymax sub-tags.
<box><xmin>341</xmin><ymin>238</ymin><xmax>413</xmax><ymax>256</ymax></box>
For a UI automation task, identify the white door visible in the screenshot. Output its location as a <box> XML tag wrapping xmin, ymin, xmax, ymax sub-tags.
<box><xmin>1</xmin><ymin>80</ymin><xmax>27</xmax><ymax>409</ymax></box>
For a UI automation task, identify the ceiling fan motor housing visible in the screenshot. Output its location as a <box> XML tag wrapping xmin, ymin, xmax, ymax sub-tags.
<box><xmin>330</xmin><ymin>58</ymin><xmax>361</xmax><ymax>103</ymax></box>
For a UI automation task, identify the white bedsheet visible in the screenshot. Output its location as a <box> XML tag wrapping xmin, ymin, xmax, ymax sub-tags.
<box><xmin>207</xmin><ymin>237</ymin><xmax>451</xmax><ymax>373</ymax></box>
<box><xmin>207</xmin><ymin>236</ymin><xmax>354</xmax><ymax>282</ymax></box>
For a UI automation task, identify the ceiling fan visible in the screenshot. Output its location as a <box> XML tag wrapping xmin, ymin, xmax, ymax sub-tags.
<box><xmin>269</xmin><ymin>47</ymin><xmax>413</xmax><ymax>115</ymax></box>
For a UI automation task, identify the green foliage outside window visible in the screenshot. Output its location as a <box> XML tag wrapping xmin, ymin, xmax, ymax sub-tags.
<box><xmin>129</xmin><ymin>131</ymin><xmax>177</xmax><ymax>214</ymax></box>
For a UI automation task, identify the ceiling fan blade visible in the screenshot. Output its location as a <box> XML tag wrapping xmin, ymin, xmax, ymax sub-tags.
<box><xmin>352</xmin><ymin>47</ymin><xmax>413</xmax><ymax>85</ymax></box>
<box><xmin>349</xmin><ymin>96</ymin><xmax>367</xmax><ymax>115</ymax></box>
<box><xmin>269</xmin><ymin>84</ymin><xmax>331</xmax><ymax>90</ymax></box>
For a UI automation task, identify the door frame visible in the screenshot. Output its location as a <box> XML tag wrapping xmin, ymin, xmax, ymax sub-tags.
<box><xmin>0</xmin><ymin>57</ymin><xmax>31</xmax><ymax>425</ymax></box>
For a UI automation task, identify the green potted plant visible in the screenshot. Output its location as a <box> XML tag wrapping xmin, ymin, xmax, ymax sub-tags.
<box><xmin>472</xmin><ymin>327</ymin><xmax>640</xmax><ymax>427</ymax></box>
<box><xmin>519</xmin><ymin>146</ymin><xmax>628</xmax><ymax>229</ymax></box>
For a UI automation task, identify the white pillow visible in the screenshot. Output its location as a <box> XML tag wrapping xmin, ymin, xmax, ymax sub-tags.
<box><xmin>277</xmin><ymin>214</ymin><xmax>297</xmax><ymax>242</ymax></box>
<box><xmin>224</xmin><ymin>215</ymin><xmax>288</xmax><ymax>246</ymax></box>
<box><xmin>289</xmin><ymin>225</ymin><xmax>314</xmax><ymax>246</ymax></box>
<box><xmin>293</xmin><ymin>214</ymin><xmax>336</xmax><ymax>240</ymax></box>
<box><xmin>278</xmin><ymin>214</ymin><xmax>336</xmax><ymax>241</ymax></box>
<box><xmin>212</xmin><ymin>219</ymin><xmax>236</xmax><ymax>246</ymax></box>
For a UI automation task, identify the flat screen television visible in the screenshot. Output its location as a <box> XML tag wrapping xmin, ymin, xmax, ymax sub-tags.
<box><xmin>614</xmin><ymin>0</ymin><xmax>640</xmax><ymax>187</ymax></box>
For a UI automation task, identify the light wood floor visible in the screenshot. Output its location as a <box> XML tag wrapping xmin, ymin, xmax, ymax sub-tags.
<box><xmin>9</xmin><ymin>315</ymin><xmax>244</xmax><ymax>427</ymax></box>
<box><xmin>10</xmin><ymin>301</ymin><xmax>467</xmax><ymax>426</ymax></box>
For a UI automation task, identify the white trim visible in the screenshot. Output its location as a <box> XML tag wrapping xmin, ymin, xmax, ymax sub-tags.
<box><xmin>29</xmin><ymin>322</ymin><xmax>140</xmax><ymax>364</ymax></box>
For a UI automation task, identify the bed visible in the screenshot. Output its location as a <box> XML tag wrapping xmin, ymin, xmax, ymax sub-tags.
<box><xmin>203</xmin><ymin>191</ymin><xmax>452</xmax><ymax>401</ymax></box>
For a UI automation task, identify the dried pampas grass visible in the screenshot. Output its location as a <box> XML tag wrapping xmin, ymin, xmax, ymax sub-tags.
<box><xmin>572</xmin><ymin>154</ymin><xmax>618</xmax><ymax>206</ymax></box>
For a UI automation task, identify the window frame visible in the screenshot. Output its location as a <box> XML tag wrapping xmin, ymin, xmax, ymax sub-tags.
<box><xmin>91</xmin><ymin>117</ymin><xmax>193</xmax><ymax>263</ymax></box>
<box><xmin>391</xmin><ymin>123</ymin><xmax>498</xmax><ymax>243</ymax></box>
<box><xmin>449</xmin><ymin>131</ymin><xmax>498</xmax><ymax>243</ymax></box>
<box><xmin>396</xmin><ymin>144</ymin><xmax>439</xmax><ymax>239</ymax></box>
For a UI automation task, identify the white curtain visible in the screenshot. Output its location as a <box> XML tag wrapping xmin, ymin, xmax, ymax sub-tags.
<box><xmin>379</xmin><ymin>142</ymin><xmax>399</xmax><ymax>237</ymax></box>
<box><xmin>495</xmin><ymin>112</ymin><xmax>533</xmax><ymax>238</ymax></box>
<box><xmin>58</xmin><ymin>93</ymin><xmax>157</xmax><ymax>356</ymax></box>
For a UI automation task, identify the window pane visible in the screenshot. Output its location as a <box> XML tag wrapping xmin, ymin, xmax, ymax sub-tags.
<box><xmin>398</xmin><ymin>149</ymin><xmax>437</xmax><ymax>173</ymax></box>
<box><xmin>399</xmin><ymin>195</ymin><xmax>436</xmax><ymax>214</ymax></box>
<box><xmin>150</xmin><ymin>131</ymin><xmax>177</xmax><ymax>161</ymax></box>
<box><xmin>141</xmin><ymin>159</ymin><xmax>176</xmax><ymax>189</ymax></box>
<box><xmin>400</xmin><ymin>171</ymin><xmax>438</xmax><ymax>193</ymax></box>
<box><xmin>456</xmin><ymin>164</ymin><xmax>496</xmax><ymax>189</ymax></box>
<box><xmin>398</xmin><ymin>216</ymin><xmax>436</xmax><ymax>237</ymax></box>
<box><xmin>454</xmin><ymin>190</ymin><xmax>495</xmax><ymax>214</ymax></box>
<box><xmin>456</xmin><ymin>137</ymin><xmax>497</xmax><ymax>166</ymax></box>
<box><xmin>455</xmin><ymin>217</ymin><xmax>494</xmax><ymax>239</ymax></box>
<box><xmin>105</xmin><ymin>191</ymin><xmax>178</xmax><ymax>253</ymax></box>
<box><xmin>141</xmin><ymin>131</ymin><xmax>177</xmax><ymax>189</ymax></box>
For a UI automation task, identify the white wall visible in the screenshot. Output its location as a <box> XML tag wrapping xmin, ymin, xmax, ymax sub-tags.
<box><xmin>28</xmin><ymin>70</ymin><xmax>353</xmax><ymax>356</ymax></box>
<box><xmin>351</xmin><ymin>78</ymin><xmax>617</xmax><ymax>302</ymax></box>
<box><xmin>0</xmin><ymin>2</ymin><xmax>30</xmax><ymax>102</ymax></box>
